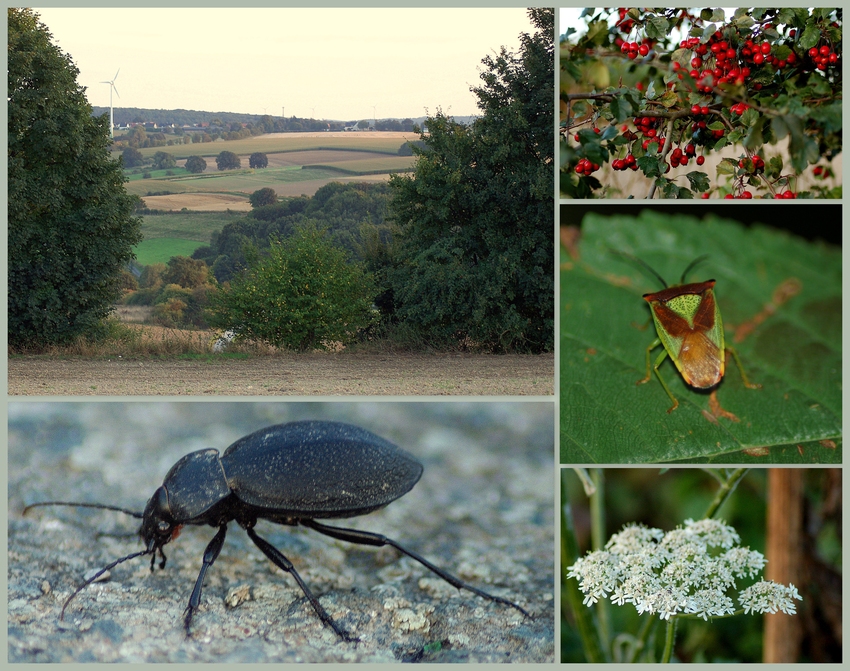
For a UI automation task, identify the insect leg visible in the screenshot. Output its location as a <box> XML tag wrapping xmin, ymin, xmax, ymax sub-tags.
<box><xmin>303</xmin><ymin>519</ymin><xmax>531</xmax><ymax>617</ymax></box>
<box><xmin>651</xmin><ymin>348</ymin><xmax>679</xmax><ymax>413</ymax></box>
<box><xmin>725</xmin><ymin>345</ymin><xmax>761</xmax><ymax>390</ymax></box>
<box><xmin>184</xmin><ymin>524</ymin><xmax>227</xmax><ymax>634</ymax></box>
<box><xmin>638</xmin><ymin>337</ymin><xmax>662</xmax><ymax>385</ymax></box>
<box><xmin>245</xmin><ymin>525</ymin><xmax>357</xmax><ymax>643</ymax></box>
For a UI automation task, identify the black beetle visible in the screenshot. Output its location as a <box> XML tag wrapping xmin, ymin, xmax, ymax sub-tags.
<box><xmin>24</xmin><ymin>420</ymin><xmax>530</xmax><ymax>640</ymax></box>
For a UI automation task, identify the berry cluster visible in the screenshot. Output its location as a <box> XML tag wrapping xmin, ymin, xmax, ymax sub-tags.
<box><xmin>611</xmin><ymin>154</ymin><xmax>637</xmax><ymax>171</ymax></box>
<box><xmin>574</xmin><ymin>157</ymin><xmax>600</xmax><ymax>175</ymax></box>
<box><xmin>739</xmin><ymin>154</ymin><xmax>765</xmax><ymax>173</ymax></box>
<box><xmin>808</xmin><ymin>44</ymin><xmax>839</xmax><ymax>70</ymax></box>
<box><xmin>812</xmin><ymin>164</ymin><xmax>834</xmax><ymax>179</ymax></box>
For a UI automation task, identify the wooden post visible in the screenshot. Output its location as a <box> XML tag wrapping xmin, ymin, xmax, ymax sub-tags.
<box><xmin>763</xmin><ymin>468</ymin><xmax>804</xmax><ymax>662</ymax></box>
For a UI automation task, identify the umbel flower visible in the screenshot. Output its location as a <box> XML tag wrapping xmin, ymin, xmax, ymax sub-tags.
<box><xmin>567</xmin><ymin>518</ymin><xmax>801</xmax><ymax>621</ymax></box>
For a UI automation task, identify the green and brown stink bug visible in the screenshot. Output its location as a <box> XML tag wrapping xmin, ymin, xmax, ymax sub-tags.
<box><xmin>615</xmin><ymin>251</ymin><xmax>760</xmax><ymax>413</ymax></box>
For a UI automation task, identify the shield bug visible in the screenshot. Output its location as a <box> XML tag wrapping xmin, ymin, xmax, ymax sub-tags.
<box><xmin>614</xmin><ymin>251</ymin><xmax>760</xmax><ymax>413</ymax></box>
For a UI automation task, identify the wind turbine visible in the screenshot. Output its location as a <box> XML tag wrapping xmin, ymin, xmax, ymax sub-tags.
<box><xmin>101</xmin><ymin>69</ymin><xmax>120</xmax><ymax>139</ymax></box>
<box><xmin>372</xmin><ymin>104</ymin><xmax>377</xmax><ymax>130</ymax></box>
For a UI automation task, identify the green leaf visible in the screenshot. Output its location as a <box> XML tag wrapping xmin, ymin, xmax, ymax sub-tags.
<box><xmin>716</xmin><ymin>158</ymin><xmax>738</xmax><ymax>175</ymax></box>
<box><xmin>740</xmin><ymin>107</ymin><xmax>759</xmax><ymax>127</ymax></box>
<box><xmin>799</xmin><ymin>24</ymin><xmax>821</xmax><ymax>51</ymax></box>
<box><xmin>561</xmin><ymin>211</ymin><xmax>841</xmax><ymax>463</ymax></box>
<box><xmin>684</xmin><ymin>171</ymin><xmax>710</xmax><ymax>191</ymax></box>
<box><xmin>645</xmin><ymin>15</ymin><xmax>670</xmax><ymax>41</ymax></box>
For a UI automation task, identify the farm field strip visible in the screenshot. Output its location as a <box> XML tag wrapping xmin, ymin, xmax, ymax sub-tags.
<box><xmin>133</xmin><ymin>131</ymin><xmax>419</xmax><ymax>159</ymax></box>
<box><xmin>134</xmin><ymin>237</ymin><xmax>206</xmax><ymax>265</ymax></box>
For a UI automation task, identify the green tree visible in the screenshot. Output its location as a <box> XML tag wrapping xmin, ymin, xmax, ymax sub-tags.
<box><xmin>209</xmin><ymin>225</ymin><xmax>377</xmax><ymax>351</ymax></box>
<box><xmin>388</xmin><ymin>8</ymin><xmax>554</xmax><ymax>353</ymax></box>
<box><xmin>249</xmin><ymin>187</ymin><xmax>277</xmax><ymax>207</ymax></box>
<box><xmin>122</xmin><ymin>146</ymin><xmax>144</xmax><ymax>167</ymax></box>
<box><xmin>8</xmin><ymin>9</ymin><xmax>142</xmax><ymax>348</ymax></box>
<box><xmin>152</xmin><ymin>150</ymin><xmax>176</xmax><ymax>170</ymax></box>
<box><xmin>184</xmin><ymin>155</ymin><xmax>207</xmax><ymax>173</ymax></box>
<box><xmin>161</xmin><ymin>255</ymin><xmax>211</xmax><ymax>288</ymax></box>
<box><xmin>216</xmin><ymin>150</ymin><xmax>240</xmax><ymax>170</ymax></box>
<box><xmin>249</xmin><ymin>151</ymin><xmax>268</xmax><ymax>169</ymax></box>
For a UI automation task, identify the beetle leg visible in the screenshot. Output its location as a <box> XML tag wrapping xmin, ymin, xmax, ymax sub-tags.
<box><xmin>245</xmin><ymin>525</ymin><xmax>358</xmax><ymax>643</ymax></box>
<box><xmin>303</xmin><ymin>519</ymin><xmax>531</xmax><ymax>618</ymax></box>
<box><xmin>184</xmin><ymin>524</ymin><xmax>227</xmax><ymax>635</ymax></box>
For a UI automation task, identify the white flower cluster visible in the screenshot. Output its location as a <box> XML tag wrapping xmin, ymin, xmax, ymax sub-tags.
<box><xmin>567</xmin><ymin>518</ymin><xmax>801</xmax><ymax>621</ymax></box>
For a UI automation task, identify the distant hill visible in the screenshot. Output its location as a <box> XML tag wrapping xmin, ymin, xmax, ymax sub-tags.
<box><xmin>91</xmin><ymin>106</ymin><xmax>477</xmax><ymax>130</ymax></box>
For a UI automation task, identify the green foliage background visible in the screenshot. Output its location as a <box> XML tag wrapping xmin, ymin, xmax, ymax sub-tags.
<box><xmin>561</xmin><ymin>210</ymin><xmax>841</xmax><ymax>463</ymax></box>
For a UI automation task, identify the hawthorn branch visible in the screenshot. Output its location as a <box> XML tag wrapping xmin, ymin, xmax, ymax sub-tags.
<box><xmin>647</xmin><ymin>117</ymin><xmax>676</xmax><ymax>200</ymax></box>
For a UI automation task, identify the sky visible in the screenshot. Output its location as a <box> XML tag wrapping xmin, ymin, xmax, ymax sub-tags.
<box><xmin>32</xmin><ymin>7</ymin><xmax>532</xmax><ymax>121</ymax></box>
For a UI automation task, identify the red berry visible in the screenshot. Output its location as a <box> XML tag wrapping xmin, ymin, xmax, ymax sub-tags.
<box><xmin>639</xmin><ymin>44</ymin><xmax>649</xmax><ymax>56</ymax></box>
<box><xmin>701</xmin><ymin>106</ymin><xmax>710</xmax><ymax>116</ymax></box>
<box><xmin>691</xmin><ymin>104</ymin><xmax>701</xmax><ymax>115</ymax></box>
<box><xmin>753</xmin><ymin>53</ymin><xmax>765</xmax><ymax>65</ymax></box>
<box><xmin>809</xmin><ymin>47</ymin><xmax>819</xmax><ymax>58</ymax></box>
<box><xmin>819</xmin><ymin>45</ymin><xmax>830</xmax><ymax>56</ymax></box>
<box><xmin>696</xmin><ymin>155</ymin><xmax>705</xmax><ymax>166</ymax></box>
<box><xmin>829</xmin><ymin>52</ymin><xmax>838</xmax><ymax>64</ymax></box>
<box><xmin>760</xmin><ymin>42</ymin><xmax>771</xmax><ymax>55</ymax></box>
<box><xmin>741</xmin><ymin>191</ymin><xmax>752</xmax><ymax>199</ymax></box>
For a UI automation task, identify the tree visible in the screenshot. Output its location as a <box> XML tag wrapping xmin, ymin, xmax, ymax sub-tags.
<box><xmin>152</xmin><ymin>150</ymin><xmax>176</xmax><ymax>170</ymax></box>
<box><xmin>161</xmin><ymin>255</ymin><xmax>212</xmax><ymax>288</ymax></box>
<box><xmin>184</xmin><ymin>155</ymin><xmax>207</xmax><ymax>173</ymax></box>
<box><xmin>8</xmin><ymin>9</ymin><xmax>142</xmax><ymax>348</ymax></box>
<box><xmin>209</xmin><ymin>225</ymin><xmax>377</xmax><ymax>351</ymax></box>
<box><xmin>249</xmin><ymin>151</ymin><xmax>268</xmax><ymax>169</ymax></box>
<box><xmin>122</xmin><ymin>146</ymin><xmax>144</xmax><ymax>168</ymax></box>
<box><xmin>216</xmin><ymin>150</ymin><xmax>240</xmax><ymax>170</ymax></box>
<box><xmin>561</xmin><ymin>8</ymin><xmax>842</xmax><ymax>199</ymax></box>
<box><xmin>388</xmin><ymin>8</ymin><xmax>554</xmax><ymax>353</ymax></box>
<box><xmin>249</xmin><ymin>187</ymin><xmax>277</xmax><ymax>208</ymax></box>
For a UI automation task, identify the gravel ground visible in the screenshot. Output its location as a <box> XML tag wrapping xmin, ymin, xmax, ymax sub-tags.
<box><xmin>9</xmin><ymin>402</ymin><xmax>555</xmax><ymax>663</ymax></box>
<box><xmin>8</xmin><ymin>354</ymin><xmax>555</xmax><ymax>396</ymax></box>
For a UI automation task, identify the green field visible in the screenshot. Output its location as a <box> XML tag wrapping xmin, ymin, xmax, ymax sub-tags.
<box><xmin>130</xmin><ymin>132</ymin><xmax>419</xmax><ymax>160</ymax></box>
<box><xmin>141</xmin><ymin>211</ymin><xmax>242</xmax><ymax>241</ymax></box>
<box><xmin>134</xmin><ymin>237</ymin><xmax>206</xmax><ymax>265</ymax></box>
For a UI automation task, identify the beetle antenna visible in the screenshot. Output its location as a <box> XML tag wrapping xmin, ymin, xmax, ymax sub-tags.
<box><xmin>23</xmin><ymin>501</ymin><xmax>144</xmax><ymax>519</ymax></box>
<box><xmin>60</xmin><ymin>548</ymin><xmax>154</xmax><ymax>620</ymax></box>
<box><xmin>680</xmin><ymin>255</ymin><xmax>710</xmax><ymax>283</ymax></box>
<box><xmin>608</xmin><ymin>248</ymin><xmax>668</xmax><ymax>289</ymax></box>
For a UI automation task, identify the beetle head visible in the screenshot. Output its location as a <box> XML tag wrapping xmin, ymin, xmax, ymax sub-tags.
<box><xmin>140</xmin><ymin>485</ymin><xmax>182</xmax><ymax>553</ymax></box>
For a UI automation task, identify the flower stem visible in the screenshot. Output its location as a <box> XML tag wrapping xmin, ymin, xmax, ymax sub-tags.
<box><xmin>661</xmin><ymin>617</ymin><xmax>678</xmax><ymax>663</ymax></box>
<box><xmin>704</xmin><ymin>468</ymin><xmax>749</xmax><ymax>519</ymax></box>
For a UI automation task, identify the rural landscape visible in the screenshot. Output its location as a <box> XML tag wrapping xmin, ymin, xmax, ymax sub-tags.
<box><xmin>8</xmin><ymin>8</ymin><xmax>555</xmax><ymax>395</ymax></box>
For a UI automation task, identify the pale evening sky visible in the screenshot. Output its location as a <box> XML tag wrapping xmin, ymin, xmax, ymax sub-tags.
<box><xmin>32</xmin><ymin>7</ymin><xmax>532</xmax><ymax>121</ymax></box>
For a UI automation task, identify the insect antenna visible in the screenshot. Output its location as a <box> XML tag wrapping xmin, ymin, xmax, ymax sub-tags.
<box><xmin>60</xmin><ymin>548</ymin><xmax>154</xmax><ymax>620</ymax></box>
<box><xmin>608</xmin><ymin>248</ymin><xmax>669</xmax><ymax>289</ymax></box>
<box><xmin>23</xmin><ymin>501</ymin><xmax>144</xmax><ymax>519</ymax></box>
<box><xmin>679</xmin><ymin>254</ymin><xmax>710</xmax><ymax>283</ymax></box>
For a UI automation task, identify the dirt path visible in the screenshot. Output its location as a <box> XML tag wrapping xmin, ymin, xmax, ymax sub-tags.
<box><xmin>8</xmin><ymin>353</ymin><xmax>554</xmax><ymax>396</ymax></box>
